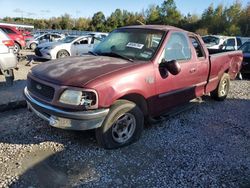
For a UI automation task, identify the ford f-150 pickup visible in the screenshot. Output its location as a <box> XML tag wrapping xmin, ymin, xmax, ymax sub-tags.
<box><xmin>24</xmin><ymin>25</ymin><xmax>243</xmax><ymax>149</ymax></box>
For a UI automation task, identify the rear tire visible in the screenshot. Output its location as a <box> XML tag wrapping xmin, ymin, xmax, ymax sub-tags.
<box><xmin>95</xmin><ymin>100</ymin><xmax>144</xmax><ymax>149</ymax></box>
<box><xmin>56</xmin><ymin>50</ymin><xmax>69</xmax><ymax>59</ymax></box>
<box><xmin>211</xmin><ymin>73</ymin><xmax>230</xmax><ymax>101</ymax></box>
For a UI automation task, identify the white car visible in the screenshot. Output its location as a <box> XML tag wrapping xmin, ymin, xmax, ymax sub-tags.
<box><xmin>34</xmin><ymin>35</ymin><xmax>102</xmax><ymax>60</ymax></box>
<box><xmin>202</xmin><ymin>35</ymin><xmax>242</xmax><ymax>50</ymax></box>
<box><xmin>0</xmin><ymin>29</ymin><xmax>17</xmax><ymax>85</ymax></box>
<box><xmin>26</xmin><ymin>33</ymin><xmax>65</xmax><ymax>50</ymax></box>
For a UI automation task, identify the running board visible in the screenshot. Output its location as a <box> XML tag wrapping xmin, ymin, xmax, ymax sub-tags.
<box><xmin>148</xmin><ymin>97</ymin><xmax>202</xmax><ymax>125</ymax></box>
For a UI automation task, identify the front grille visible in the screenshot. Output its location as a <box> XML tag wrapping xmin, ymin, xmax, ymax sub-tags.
<box><xmin>27</xmin><ymin>78</ymin><xmax>55</xmax><ymax>101</ymax></box>
<box><xmin>35</xmin><ymin>47</ymin><xmax>42</xmax><ymax>56</ymax></box>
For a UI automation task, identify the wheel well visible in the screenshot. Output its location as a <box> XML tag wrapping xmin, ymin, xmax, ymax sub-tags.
<box><xmin>120</xmin><ymin>94</ymin><xmax>148</xmax><ymax>116</ymax></box>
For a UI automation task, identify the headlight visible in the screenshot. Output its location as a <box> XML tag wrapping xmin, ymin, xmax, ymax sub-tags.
<box><xmin>59</xmin><ymin>89</ymin><xmax>97</xmax><ymax>109</ymax></box>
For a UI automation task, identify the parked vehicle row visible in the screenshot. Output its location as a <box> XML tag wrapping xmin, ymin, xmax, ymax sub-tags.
<box><xmin>0</xmin><ymin>29</ymin><xmax>17</xmax><ymax>85</ymax></box>
<box><xmin>26</xmin><ymin>33</ymin><xmax>65</xmax><ymax>50</ymax></box>
<box><xmin>34</xmin><ymin>35</ymin><xmax>103</xmax><ymax>59</ymax></box>
<box><xmin>24</xmin><ymin>25</ymin><xmax>243</xmax><ymax>149</ymax></box>
<box><xmin>0</xmin><ymin>25</ymin><xmax>32</xmax><ymax>54</ymax></box>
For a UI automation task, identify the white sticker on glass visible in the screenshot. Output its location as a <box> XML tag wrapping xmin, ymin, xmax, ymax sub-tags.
<box><xmin>126</xmin><ymin>42</ymin><xmax>144</xmax><ymax>49</ymax></box>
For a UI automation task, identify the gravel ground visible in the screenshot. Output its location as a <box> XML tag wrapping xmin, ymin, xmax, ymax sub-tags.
<box><xmin>0</xmin><ymin>79</ymin><xmax>249</xmax><ymax>187</ymax></box>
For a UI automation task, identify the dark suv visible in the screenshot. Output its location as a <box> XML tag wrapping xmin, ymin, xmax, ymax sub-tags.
<box><xmin>0</xmin><ymin>25</ymin><xmax>26</xmax><ymax>53</ymax></box>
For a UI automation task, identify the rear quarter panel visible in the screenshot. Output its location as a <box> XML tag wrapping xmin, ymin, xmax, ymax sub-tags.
<box><xmin>206</xmin><ymin>51</ymin><xmax>243</xmax><ymax>93</ymax></box>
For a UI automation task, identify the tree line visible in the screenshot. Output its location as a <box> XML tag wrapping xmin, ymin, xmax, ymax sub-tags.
<box><xmin>1</xmin><ymin>0</ymin><xmax>249</xmax><ymax>36</ymax></box>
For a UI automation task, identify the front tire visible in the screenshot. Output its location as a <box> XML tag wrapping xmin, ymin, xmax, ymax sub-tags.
<box><xmin>95</xmin><ymin>100</ymin><xmax>144</xmax><ymax>149</ymax></box>
<box><xmin>30</xmin><ymin>43</ymin><xmax>37</xmax><ymax>50</ymax></box>
<box><xmin>211</xmin><ymin>73</ymin><xmax>230</xmax><ymax>101</ymax></box>
<box><xmin>56</xmin><ymin>50</ymin><xmax>69</xmax><ymax>59</ymax></box>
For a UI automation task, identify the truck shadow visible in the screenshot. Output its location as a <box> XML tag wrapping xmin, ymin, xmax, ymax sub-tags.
<box><xmin>0</xmin><ymin>97</ymin><xmax>249</xmax><ymax>187</ymax></box>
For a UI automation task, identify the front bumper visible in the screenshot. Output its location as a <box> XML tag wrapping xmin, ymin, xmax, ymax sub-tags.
<box><xmin>24</xmin><ymin>87</ymin><xmax>109</xmax><ymax>130</ymax></box>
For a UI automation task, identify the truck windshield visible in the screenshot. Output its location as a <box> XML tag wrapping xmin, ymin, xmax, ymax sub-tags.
<box><xmin>93</xmin><ymin>29</ymin><xmax>165</xmax><ymax>61</ymax></box>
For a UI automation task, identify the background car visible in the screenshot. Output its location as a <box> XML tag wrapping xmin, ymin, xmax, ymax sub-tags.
<box><xmin>239</xmin><ymin>41</ymin><xmax>250</xmax><ymax>78</ymax></box>
<box><xmin>202</xmin><ymin>35</ymin><xmax>242</xmax><ymax>50</ymax></box>
<box><xmin>35</xmin><ymin>35</ymin><xmax>103</xmax><ymax>59</ymax></box>
<box><xmin>0</xmin><ymin>29</ymin><xmax>17</xmax><ymax>85</ymax></box>
<box><xmin>0</xmin><ymin>25</ymin><xmax>27</xmax><ymax>54</ymax></box>
<box><xmin>26</xmin><ymin>33</ymin><xmax>65</xmax><ymax>50</ymax></box>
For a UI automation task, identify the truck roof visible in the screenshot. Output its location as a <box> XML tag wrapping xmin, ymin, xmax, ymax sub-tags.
<box><xmin>120</xmin><ymin>25</ymin><xmax>186</xmax><ymax>32</ymax></box>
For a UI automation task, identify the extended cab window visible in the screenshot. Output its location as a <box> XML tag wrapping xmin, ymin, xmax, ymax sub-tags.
<box><xmin>164</xmin><ymin>32</ymin><xmax>191</xmax><ymax>62</ymax></box>
<box><xmin>190</xmin><ymin>36</ymin><xmax>205</xmax><ymax>58</ymax></box>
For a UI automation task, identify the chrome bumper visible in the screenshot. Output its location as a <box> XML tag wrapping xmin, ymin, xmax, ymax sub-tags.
<box><xmin>24</xmin><ymin>87</ymin><xmax>109</xmax><ymax>130</ymax></box>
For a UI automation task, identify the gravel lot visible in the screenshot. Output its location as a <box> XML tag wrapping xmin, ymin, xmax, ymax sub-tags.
<box><xmin>0</xmin><ymin>75</ymin><xmax>249</xmax><ymax>187</ymax></box>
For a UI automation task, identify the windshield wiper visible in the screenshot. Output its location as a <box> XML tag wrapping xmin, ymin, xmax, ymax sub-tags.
<box><xmin>88</xmin><ymin>51</ymin><xmax>99</xmax><ymax>56</ymax></box>
<box><xmin>100</xmin><ymin>52</ymin><xmax>134</xmax><ymax>62</ymax></box>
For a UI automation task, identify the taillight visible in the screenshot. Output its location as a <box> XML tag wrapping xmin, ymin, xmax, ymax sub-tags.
<box><xmin>2</xmin><ymin>40</ymin><xmax>15</xmax><ymax>47</ymax></box>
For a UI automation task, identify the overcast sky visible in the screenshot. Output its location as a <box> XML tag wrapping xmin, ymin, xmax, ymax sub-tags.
<box><xmin>0</xmin><ymin>0</ymin><xmax>248</xmax><ymax>19</ymax></box>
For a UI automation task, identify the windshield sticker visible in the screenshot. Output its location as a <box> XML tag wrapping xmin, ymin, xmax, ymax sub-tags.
<box><xmin>126</xmin><ymin>42</ymin><xmax>144</xmax><ymax>49</ymax></box>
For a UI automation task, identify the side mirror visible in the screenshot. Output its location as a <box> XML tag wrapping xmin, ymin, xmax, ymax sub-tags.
<box><xmin>159</xmin><ymin>59</ymin><xmax>181</xmax><ymax>76</ymax></box>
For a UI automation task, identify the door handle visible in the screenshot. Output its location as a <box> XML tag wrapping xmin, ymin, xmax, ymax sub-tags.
<box><xmin>189</xmin><ymin>68</ymin><xmax>196</xmax><ymax>73</ymax></box>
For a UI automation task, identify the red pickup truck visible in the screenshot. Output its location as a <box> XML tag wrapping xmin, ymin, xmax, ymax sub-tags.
<box><xmin>24</xmin><ymin>25</ymin><xmax>243</xmax><ymax>149</ymax></box>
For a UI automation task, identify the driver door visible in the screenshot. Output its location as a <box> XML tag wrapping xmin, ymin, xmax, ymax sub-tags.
<box><xmin>152</xmin><ymin>31</ymin><xmax>207</xmax><ymax>116</ymax></box>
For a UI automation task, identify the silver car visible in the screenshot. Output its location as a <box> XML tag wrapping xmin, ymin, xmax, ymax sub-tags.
<box><xmin>26</xmin><ymin>33</ymin><xmax>65</xmax><ymax>50</ymax></box>
<box><xmin>0</xmin><ymin>29</ymin><xmax>17</xmax><ymax>85</ymax></box>
<box><xmin>35</xmin><ymin>35</ymin><xmax>103</xmax><ymax>60</ymax></box>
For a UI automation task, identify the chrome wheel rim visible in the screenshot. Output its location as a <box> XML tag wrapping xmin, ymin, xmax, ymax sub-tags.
<box><xmin>220</xmin><ymin>79</ymin><xmax>228</xmax><ymax>96</ymax></box>
<box><xmin>112</xmin><ymin>113</ymin><xmax>136</xmax><ymax>144</ymax></box>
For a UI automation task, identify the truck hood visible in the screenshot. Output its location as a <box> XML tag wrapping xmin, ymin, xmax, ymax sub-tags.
<box><xmin>31</xmin><ymin>55</ymin><xmax>136</xmax><ymax>87</ymax></box>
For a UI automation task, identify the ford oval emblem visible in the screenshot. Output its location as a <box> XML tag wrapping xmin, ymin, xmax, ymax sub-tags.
<box><xmin>36</xmin><ymin>84</ymin><xmax>42</xmax><ymax>90</ymax></box>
